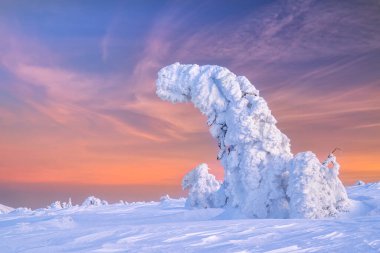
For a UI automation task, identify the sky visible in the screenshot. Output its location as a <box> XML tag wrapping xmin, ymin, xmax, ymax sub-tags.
<box><xmin>0</xmin><ymin>0</ymin><xmax>379</xmax><ymax>208</ymax></box>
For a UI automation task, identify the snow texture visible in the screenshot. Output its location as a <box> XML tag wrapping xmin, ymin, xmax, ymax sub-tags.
<box><xmin>182</xmin><ymin>163</ymin><xmax>222</xmax><ymax>208</ymax></box>
<box><xmin>156</xmin><ymin>63</ymin><xmax>350</xmax><ymax>218</ymax></box>
<box><xmin>0</xmin><ymin>183</ymin><xmax>379</xmax><ymax>253</ymax></box>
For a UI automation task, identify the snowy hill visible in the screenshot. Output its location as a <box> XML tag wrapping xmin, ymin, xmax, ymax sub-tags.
<box><xmin>0</xmin><ymin>183</ymin><xmax>379</xmax><ymax>252</ymax></box>
<box><xmin>0</xmin><ymin>204</ymin><xmax>14</xmax><ymax>214</ymax></box>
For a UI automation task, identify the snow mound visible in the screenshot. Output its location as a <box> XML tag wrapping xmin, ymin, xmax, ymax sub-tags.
<box><xmin>156</xmin><ymin>63</ymin><xmax>350</xmax><ymax>219</ymax></box>
<box><xmin>182</xmin><ymin>163</ymin><xmax>222</xmax><ymax>208</ymax></box>
<box><xmin>347</xmin><ymin>182</ymin><xmax>380</xmax><ymax>216</ymax></box>
<box><xmin>0</xmin><ymin>204</ymin><xmax>14</xmax><ymax>214</ymax></box>
<box><xmin>81</xmin><ymin>196</ymin><xmax>108</xmax><ymax>207</ymax></box>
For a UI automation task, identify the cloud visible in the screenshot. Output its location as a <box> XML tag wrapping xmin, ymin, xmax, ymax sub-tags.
<box><xmin>350</xmin><ymin>123</ymin><xmax>380</xmax><ymax>130</ymax></box>
<box><xmin>175</xmin><ymin>0</ymin><xmax>380</xmax><ymax>66</ymax></box>
<box><xmin>0</xmin><ymin>23</ymin><xmax>191</xmax><ymax>142</ymax></box>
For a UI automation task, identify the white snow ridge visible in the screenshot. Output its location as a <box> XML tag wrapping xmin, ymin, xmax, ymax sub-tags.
<box><xmin>156</xmin><ymin>62</ymin><xmax>350</xmax><ymax>219</ymax></box>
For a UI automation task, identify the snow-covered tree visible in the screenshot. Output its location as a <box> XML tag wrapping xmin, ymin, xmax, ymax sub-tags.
<box><xmin>182</xmin><ymin>163</ymin><xmax>222</xmax><ymax>208</ymax></box>
<box><xmin>287</xmin><ymin>152</ymin><xmax>350</xmax><ymax>218</ymax></box>
<box><xmin>49</xmin><ymin>201</ymin><xmax>62</xmax><ymax>210</ymax></box>
<box><xmin>356</xmin><ymin>180</ymin><xmax>365</xmax><ymax>186</ymax></box>
<box><xmin>156</xmin><ymin>63</ymin><xmax>350</xmax><ymax>218</ymax></box>
<box><xmin>62</xmin><ymin>198</ymin><xmax>73</xmax><ymax>209</ymax></box>
<box><xmin>82</xmin><ymin>196</ymin><xmax>108</xmax><ymax>207</ymax></box>
<box><xmin>157</xmin><ymin>63</ymin><xmax>291</xmax><ymax>217</ymax></box>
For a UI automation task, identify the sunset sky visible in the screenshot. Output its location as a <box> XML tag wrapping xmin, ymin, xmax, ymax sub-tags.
<box><xmin>0</xmin><ymin>0</ymin><xmax>379</xmax><ymax>208</ymax></box>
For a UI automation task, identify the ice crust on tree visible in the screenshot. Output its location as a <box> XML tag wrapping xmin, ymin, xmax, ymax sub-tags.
<box><xmin>156</xmin><ymin>62</ymin><xmax>351</xmax><ymax>219</ymax></box>
<box><xmin>182</xmin><ymin>163</ymin><xmax>222</xmax><ymax>208</ymax></box>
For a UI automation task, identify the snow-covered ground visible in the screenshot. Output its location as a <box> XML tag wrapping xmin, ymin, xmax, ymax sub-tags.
<box><xmin>0</xmin><ymin>183</ymin><xmax>379</xmax><ymax>253</ymax></box>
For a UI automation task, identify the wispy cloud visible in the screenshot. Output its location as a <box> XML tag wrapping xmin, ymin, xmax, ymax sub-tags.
<box><xmin>0</xmin><ymin>23</ymin><xmax>196</xmax><ymax>142</ymax></box>
<box><xmin>174</xmin><ymin>0</ymin><xmax>380</xmax><ymax>66</ymax></box>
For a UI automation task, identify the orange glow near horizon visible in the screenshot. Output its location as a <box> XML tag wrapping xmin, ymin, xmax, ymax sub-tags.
<box><xmin>1</xmin><ymin>94</ymin><xmax>379</xmax><ymax>186</ymax></box>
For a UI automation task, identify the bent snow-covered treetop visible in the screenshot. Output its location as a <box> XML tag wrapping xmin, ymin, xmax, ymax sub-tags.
<box><xmin>156</xmin><ymin>63</ymin><xmax>350</xmax><ymax>219</ymax></box>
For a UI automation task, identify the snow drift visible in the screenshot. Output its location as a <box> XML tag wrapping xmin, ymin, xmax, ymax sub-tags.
<box><xmin>156</xmin><ymin>63</ymin><xmax>350</xmax><ymax>218</ymax></box>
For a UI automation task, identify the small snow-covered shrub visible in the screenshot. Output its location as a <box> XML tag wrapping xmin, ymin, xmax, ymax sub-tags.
<box><xmin>160</xmin><ymin>194</ymin><xmax>172</xmax><ymax>203</ymax></box>
<box><xmin>118</xmin><ymin>200</ymin><xmax>127</xmax><ymax>205</ymax></box>
<box><xmin>287</xmin><ymin>152</ymin><xmax>350</xmax><ymax>218</ymax></box>
<box><xmin>62</xmin><ymin>198</ymin><xmax>73</xmax><ymax>209</ymax></box>
<box><xmin>182</xmin><ymin>163</ymin><xmax>222</xmax><ymax>208</ymax></box>
<box><xmin>356</xmin><ymin>180</ymin><xmax>366</xmax><ymax>186</ymax></box>
<box><xmin>49</xmin><ymin>201</ymin><xmax>63</xmax><ymax>210</ymax></box>
<box><xmin>81</xmin><ymin>196</ymin><xmax>108</xmax><ymax>207</ymax></box>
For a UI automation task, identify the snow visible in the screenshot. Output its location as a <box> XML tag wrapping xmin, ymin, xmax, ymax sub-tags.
<box><xmin>0</xmin><ymin>204</ymin><xmax>14</xmax><ymax>214</ymax></box>
<box><xmin>49</xmin><ymin>201</ymin><xmax>63</xmax><ymax>210</ymax></box>
<box><xmin>182</xmin><ymin>163</ymin><xmax>222</xmax><ymax>208</ymax></box>
<box><xmin>356</xmin><ymin>180</ymin><xmax>366</xmax><ymax>186</ymax></box>
<box><xmin>81</xmin><ymin>196</ymin><xmax>108</xmax><ymax>207</ymax></box>
<box><xmin>287</xmin><ymin>152</ymin><xmax>350</xmax><ymax>218</ymax></box>
<box><xmin>0</xmin><ymin>184</ymin><xmax>379</xmax><ymax>252</ymax></box>
<box><xmin>156</xmin><ymin>63</ymin><xmax>350</xmax><ymax>218</ymax></box>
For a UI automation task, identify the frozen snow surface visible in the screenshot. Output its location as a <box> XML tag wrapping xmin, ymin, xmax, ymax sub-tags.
<box><xmin>156</xmin><ymin>63</ymin><xmax>350</xmax><ymax>218</ymax></box>
<box><xmin>0</xmin><ymin>184</ymin><xmax>380</xmax><ymax>252</ymax></box>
